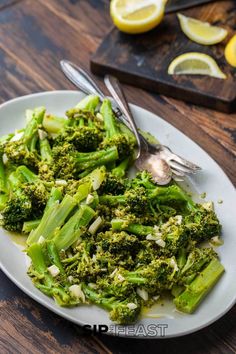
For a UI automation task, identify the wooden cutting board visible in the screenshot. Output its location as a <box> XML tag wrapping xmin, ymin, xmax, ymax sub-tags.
<box><xmin>91</xmin><ymin>1</ymin><xmax>236</xmax><ymax>113</ymax></box>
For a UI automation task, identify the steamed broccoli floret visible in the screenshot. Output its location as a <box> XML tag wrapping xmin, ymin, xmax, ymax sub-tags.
<box><xmin>184</xmin><ymin>204</ymin><xmax>221</xmax><ymax>243</ymax></box>
<box><xmin>1</xmin><ymin>167</ymin><xmax>49</xmax><ymax>232</ymax></box>
<box><xmin>128</xmin><ymin>170</ymin><xmax>157</xmax><ymax>190</ymax></box>
<box><xmin>120</xmin><ymin>258</ymin><xmax>178</xmax><ymax>294</ymax></box>
<box><xmin>4</xmin><ymin>140</ymin><xmax>39</xmax><ymax>168</ymax></box>
<box><xmin>97</xmin><ymin>231</ymin><xmax>139</xmax><ymax>255</ymax></box>
<box><xmin>55</xmin><ymin>105</ymin><xmax>104</xmax><ymax>152</ymax></box>
<box><xmin>111</xmin><ymin>215</ymin><xmax>188</xmax><ymax>256</ymax></box>
<box><xmin>98</xmin><ymin>172</ymin><xmax>126</xmax><ymax>195</ymax></box>
<box><xmin>55</xmin><ymin>126</ymin><xmax>103</xmax><ymax>152</ymax></box>
<box><xmin>4</xmin><ymin>107</ymin><xmax>45</xmax><ymax>169</ymax></box>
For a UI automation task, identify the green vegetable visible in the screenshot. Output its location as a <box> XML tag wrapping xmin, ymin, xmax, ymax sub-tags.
<box><xmin>0</xmin><ymin>95</ymin><xmax>224</xmax><ymax>324</ymax></box>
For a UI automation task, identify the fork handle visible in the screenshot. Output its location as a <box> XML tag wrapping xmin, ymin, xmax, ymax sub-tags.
<box><xmin>60</xmin><ymin>60</ymin><xmax>105</xmax><ymax>99</ymax></box>
<box><xmin>104</xmin><ymin>75</ymin><xmax>142</xmax><ymax>159</ymax></box>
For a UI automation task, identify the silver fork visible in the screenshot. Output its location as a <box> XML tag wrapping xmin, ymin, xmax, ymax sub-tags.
<box><xmin>104</xmin><ymin>75</ymin><xmax>201</xmax><ymax>183</ymax></box>
<box><xmin>60</xmin><ymin>60</ymin><xmax>201</xmax><ymax>184</ymax></box>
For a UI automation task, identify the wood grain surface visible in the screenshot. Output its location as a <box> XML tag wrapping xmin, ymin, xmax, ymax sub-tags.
<box><xmin>91</xmin><ymin>0</ymin><xmax>236</xmax><ymax>112</ymax></box>
<box><xmin>0</xmin><ymin>1</ymin><xmax>235</xmax><ymax>353</ymax></box>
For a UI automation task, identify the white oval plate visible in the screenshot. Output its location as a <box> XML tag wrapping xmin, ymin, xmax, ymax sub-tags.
<box><xmin>0</xmin><ymin>91</ymin><xmax>236</xmax><ymax>339</ymax></box>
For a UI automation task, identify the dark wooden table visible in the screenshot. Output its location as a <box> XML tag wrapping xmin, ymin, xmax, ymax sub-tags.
<box><xmin>0</xmin><ymin>1</ymin><xmax>235</xmax><ymax>353</ymax></box>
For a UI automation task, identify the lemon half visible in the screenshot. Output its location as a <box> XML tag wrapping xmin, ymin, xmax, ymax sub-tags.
<box><xmin>225</xmin><ymin>34</ymin><xmax>236</xmax><ymax>67</ymax></box>
<box><xmin>168</xmin><ymin>52</ymin><xmax>226</xmax><ymax>79</ymax></box>
<box><xmin>110</xmin><ymin>0</ymin><xmax>167</xmax><ymax>34</ymax></box>
<box><xmin>177</xmin><ymin>13</ymin><xmax>228</xmax><ymax>45</ymax></box>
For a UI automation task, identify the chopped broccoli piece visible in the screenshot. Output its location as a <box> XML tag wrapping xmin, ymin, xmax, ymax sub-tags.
<box><xmin>174</xmin><ymin>258</ymin><xmax>224</xmax><ymax>313</ymax></box>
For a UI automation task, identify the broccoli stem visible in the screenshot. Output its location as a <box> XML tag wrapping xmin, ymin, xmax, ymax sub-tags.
<box><xmin>177</xmin><ymin>248</ymin><xmax>187</xmax><ymax>269</ymax></box>
<box><xmin>122</xmin><ymin>271</ymin><xmax>147</xmax><ymax>285</ymax></box>
<box><xmin>76</xmin><ymin>147</ymin><xmax>118</xmax><ymax>171</ymax></box>
<box><xmin>53</xmin><ymin>204</ymin><xmax>96</xmax><ymax>251</ymax></box>
<box><xmin>75</xmin><ymin>95</ymin><xmax>100</xmax><ymax>112</ymax></box>
<box><xmin>82</xmin><ymin>284</ymin><xmax>140</xmax><ymax>324</ymax></box>
<box><xmin>112</xmin><ymin>157</ymin><xmax>130</xmax><ymax>178</ymax></box>
<box><xmin>22</xmin><ymin>219</ymin><xmax>41</xmax><ymax>233</ymax></box>
<box><xmin>0</xmin><ymin>154</ymin><xmax>7</xmax><ymax>194</ymax></box>
<box><xmin>149</xmin><ymin>185</ymin><xmax>195</xmax><ymax>211</ymax></box>
<box><xmin>24</xmin><ymin>107</ymin><xmax>45</xmax><ymax>146</ymax></box>
<box><xmin>174</xmin><ymin>258</ymin><xmax>224</xmax><ymax>313</ymax></box>
<box><xmin>82</xmin><ymin>284</ymin><xmax>119</xmax><ymax>311</ymax></box>
<box><xmin>111</xmin><ymin>219</ymin><xmax>153</xmax><ymax>237</ymax></box>
<box><xmin>99</xmin><ymin>195</ymin><xmax>127</xmax><ymax>205</ymax></box>
<box><xmin>47</xmin><ymin>240</ymin><xmax>65</xmax><ymax>273</ymax></box>
<box><xmin>39</xmin><ymin>137</ymin><xmax>52</xmax><ymax>163</ymax></box>
<box><xmin>100</xmin><ymin>99</ymin><xmax>119</xmax><ymax>138</ymax></box>
<box><xmin>27</xmin><ymin>195</ymin><xmax>77</xmax><ymax>245</ymax></box>
<box><xmin>17</xmin><ymin>165</ymin><xmax>38</xmax><ymax>183</ymax></box>
<box><xmin>45</xmin><ymin>187</ymin><xmax>63</xmax><ymax>212</ymax></box>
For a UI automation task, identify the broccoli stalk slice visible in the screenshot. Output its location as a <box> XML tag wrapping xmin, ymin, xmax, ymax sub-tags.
<box><xmin>43</xmin><ymin>114</ymin><xmax>68</xmax><ymax>135</ymax></box>
<box><xmin>75</xmin><ymin>95</ymin><xmax>100</xmax><ymax>112</ymax></box>
<box><xmin>75</xmin><ymin>146</ymin><xmax>118</xmax><ymax>171</ymax></box>
<box><xmin>27</xmin><ymin>243</ymin><xmax>49</xmax><ymax>278</ymax></box>
<box><xmin>74</xmin><ymin>182</ymin><xmax>91</xmax><ymax>203</ymax></box>
<box><xmin>111</xmin><ymin>219</ymin><xmax>153</xmax><ymax>237</ymax></box>
<box><xmin>100</xmin><ymin>99</ymin><xmax>119</xmax><ymax>138</ymax></box>
<box><xmin>53</xmin><ymin>204</ymin><xmax>96</xmax><ymax>251</ymax></box>
<box><xmin>27</xmin><ymin>195</ymin><xmax>77</xmax><ymax>245</ymax></box>
<box><xmin>23</xmin><ymin>187</ymin><xmax>63</xmax><ymax>234</ymax></box>
<box><xmin>112</xmin><ymin>157</ymin><xmax>130</xmax><ymax>178</ymax></box>
<box><xmin>174</xmin><ymin>258</ymin><xmax>224</xmax><ymax>313</ymax></box>
<box><xmin>22</xmin><ymin>219</ymin><xmax>41</xmax><ymax>233</ymax></box>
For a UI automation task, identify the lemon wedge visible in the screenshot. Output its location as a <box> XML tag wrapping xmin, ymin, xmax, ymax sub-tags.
<box><xmin>177</xmin><ymin>13</ymin><xmax>228</xmax><ymax>45</ymax></box>
<box><xmin>110</xmin><ymin>0</ymin><xmax>167</xmax><ymax>34</ymax></box>
<box><xmin>168</xmin><ymin>52</ymin><xmax>226</xmax><ymax>79</ymax></box>
<box><xmin>225</xmin><ymin>34</ymin><xmax>236</xmax><ymax>67</ymax></box>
